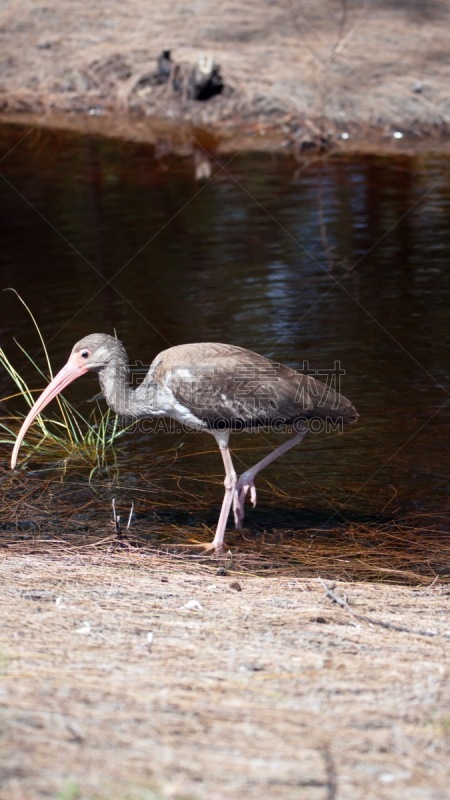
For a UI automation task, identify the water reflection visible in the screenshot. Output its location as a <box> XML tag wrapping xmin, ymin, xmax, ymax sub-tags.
<box><xmin>1</xmin><ymin>123</ymin><xmax>449</xmax><ymax>524</ymax></box>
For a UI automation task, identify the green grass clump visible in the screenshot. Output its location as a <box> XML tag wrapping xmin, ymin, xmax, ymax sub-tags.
<box><xmin>0</xmin><ymin>291</ymin><xmax>130</xmax><ymax>476</ymax></box>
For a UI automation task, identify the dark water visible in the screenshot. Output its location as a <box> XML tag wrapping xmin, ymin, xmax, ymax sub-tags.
<box><xmin>1</xmin><ymin>122</ymin><xmax>450</xmax><ymax>525</ymax></box>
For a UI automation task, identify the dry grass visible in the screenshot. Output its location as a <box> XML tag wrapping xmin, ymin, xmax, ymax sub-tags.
<box><xmin>1</xmin><ymin>463</ymin><xmax>450</xmax><ymax>584</ymax></box>
<box><xmin>1</xmin><ymin>548</ymin><xmax>450</xmax><ymax>800</ymax></box>
<box><xmin>0</xmin><ymin>0</ymin><xmax>449</xmax><ymax>145</ymax></box>
<box><xmin>2</xmin><ymin>459</ymin><xmax>450</xmax><ymax>798</ymax></box>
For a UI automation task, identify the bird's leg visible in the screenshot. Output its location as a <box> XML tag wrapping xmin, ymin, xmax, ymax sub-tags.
<box><xmin>208</xmin><ymin>431</ymin><xmax>237</xmax><ymax>552</ymax></box>
<box><xmin>233</xmin><ymin>428</ymin><xmax>308</xmax><ymax>529</ymax></box>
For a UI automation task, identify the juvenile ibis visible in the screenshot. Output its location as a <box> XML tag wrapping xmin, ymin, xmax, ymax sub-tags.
<box><xmin>11</xmin><ymin>334</ymin><xmax>358</xmax><ymax>550</ymax></box>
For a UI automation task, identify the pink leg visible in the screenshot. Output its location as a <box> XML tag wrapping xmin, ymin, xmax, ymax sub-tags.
<box><xmin>233</xmin><ymin>428</ymin><xmax>308</xmax><ymax>529</ymax></box>
<box><xmin>210</xmin><ymin>432</ymin><xmax>237</xmax><ymax>551</ymax></box>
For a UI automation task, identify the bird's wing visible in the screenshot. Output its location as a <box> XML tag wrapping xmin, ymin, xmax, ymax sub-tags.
<box><xmin>144</xmin><ymin>343</ymin><xmax>356</xmax><ymax>428</ymax></box>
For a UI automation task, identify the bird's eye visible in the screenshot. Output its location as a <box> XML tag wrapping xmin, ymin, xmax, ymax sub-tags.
<box><xmin>80</xmin><ymin>350</ymin><xmax>90</xmax><ymax>359</ymax></box>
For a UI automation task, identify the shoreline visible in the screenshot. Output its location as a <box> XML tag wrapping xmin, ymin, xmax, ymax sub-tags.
<box><xmin>1</xmin><ymin>0</ymin><xmax>449</xmax><ymax>158</ymax></box>
<box><xmin>1</xmin><ymin>109</ymin><xmax>449</xmax><ymax>158</ymax></box>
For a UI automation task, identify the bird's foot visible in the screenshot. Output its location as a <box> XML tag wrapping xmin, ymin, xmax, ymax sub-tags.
<box><xmin>200</xmin><ymin>540</ymin><xmax>223</xmax><ymax>554</ymax></box>
<box><xmin>233</xmin><ymin>472</ymin><xmax>257</xmax><ymax>529</ymax></box>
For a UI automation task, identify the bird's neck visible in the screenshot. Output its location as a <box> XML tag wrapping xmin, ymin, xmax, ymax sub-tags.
<box><xmin>98</xmin><ymin>362</ymin><xmax>135</xmax><ymax>416</ymax></box>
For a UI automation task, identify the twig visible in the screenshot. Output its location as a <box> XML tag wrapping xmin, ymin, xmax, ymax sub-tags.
<box><xmin>380</xmin><ymin>484</ymin><xmax>398</xmax><ymax>513</ymax></box>
<box><xmin>111</xmin><ymin>498</ymin><xmax>134</xmax><ymax>540</ymax></box>
<box><xmin>322</xmin><ymin>742</ymin><xmax>337</xmax><ymax>800</ymax></box>
<box><xmin>319</xmin><ymin>578</ymin><xmax>450</xmax><ymax>640</ymax></box>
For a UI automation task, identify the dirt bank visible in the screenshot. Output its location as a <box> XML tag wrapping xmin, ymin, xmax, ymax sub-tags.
<box><xmin>1</xmin><ymin>547</ymin><xmax>450</xmax><ymax>800</ymax></box>
<box><xmin>1</xmin><ymin>0</ymin><xmax>449</xmax><ymax>153</ymax></box>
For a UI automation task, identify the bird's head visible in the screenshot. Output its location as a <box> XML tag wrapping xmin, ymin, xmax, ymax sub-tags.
<box><xmin>70</xmin><ymin>333</ymin><xmax>127</xmax><ymax>372</ymax></box>
<box><xmin>11</xmin><ymin>333</ymin><xmax>125</xmax><ymax>469</ymax></box>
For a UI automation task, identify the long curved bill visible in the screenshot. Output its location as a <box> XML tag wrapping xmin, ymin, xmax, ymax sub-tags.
<box><xmin>11</xmin><ymin>353</ymin><xmax>89</xmax><ymax>469</ymax></box>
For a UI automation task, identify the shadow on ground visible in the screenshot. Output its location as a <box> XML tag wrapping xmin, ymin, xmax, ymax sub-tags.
<box><xmin>1</xmin><ymin>466</ymin><xmax>448</xmax><ymax>583</ymax></box>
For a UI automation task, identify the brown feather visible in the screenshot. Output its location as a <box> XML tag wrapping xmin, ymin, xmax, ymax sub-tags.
<box><xmin>148</xmin><ymin>343</ymin><xmax>357</xmax><ymax>429</ymax></box>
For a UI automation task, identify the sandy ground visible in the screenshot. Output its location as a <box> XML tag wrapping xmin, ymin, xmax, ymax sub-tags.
<box><xmin>0</xmin><ymin>1</ymin><xmax>449</xmax><ymax>152</ymax></box>
<box><xmin>1</xmin><ymin>546</ymin><xmax>450</xmax><ymax>800</ymax></box>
